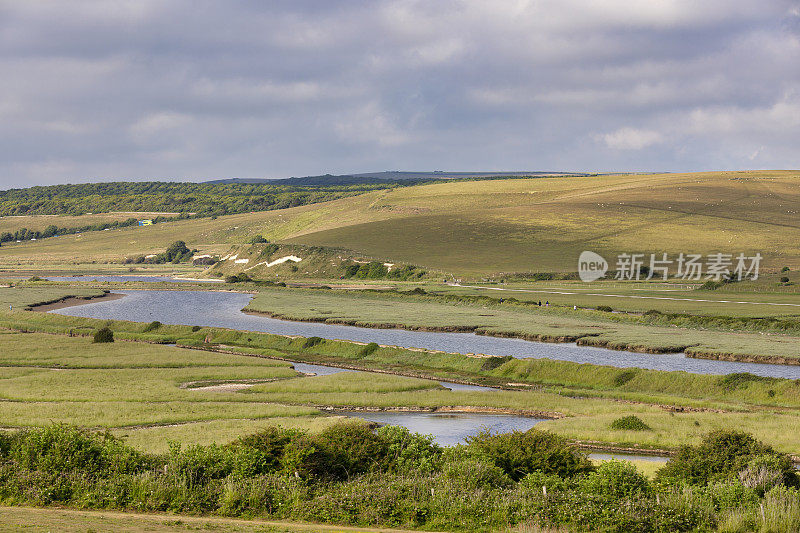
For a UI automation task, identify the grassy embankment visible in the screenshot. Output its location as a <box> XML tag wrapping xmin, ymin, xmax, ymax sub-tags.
<box><xmin>2</xmin><ymin>171</ymin><xmax>800</xmax><ymax>279</ymax></box>
<box><xmin>4</xmin><ymin>286</ymin><xmax>800</xmax><ymax>456</ymax></box>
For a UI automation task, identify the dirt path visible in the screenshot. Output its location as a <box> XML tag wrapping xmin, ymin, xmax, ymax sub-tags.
<box><xmin>0</xmin><ymin>505</ymin><xmax>434</xmax><ymax>533</ymax></box>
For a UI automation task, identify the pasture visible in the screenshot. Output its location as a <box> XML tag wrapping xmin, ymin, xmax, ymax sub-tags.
<box><xmin>2</xmin><ymin>171</ymin><xmax>800</xmax><ymax>278</ymax></box>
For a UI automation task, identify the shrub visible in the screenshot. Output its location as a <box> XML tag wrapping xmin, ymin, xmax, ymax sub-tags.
<box><xmin>610</xmin><ymin>415</ymin><xmax>651</xmax><ymax>431</ymax></box>
<box><xmin>781</xmin><ymin>276</ymin><xmax>790</xmax><ymax>283</ymax></box>
<box><xmin>703</xmin><ymin>481</ymin><xmax>759</xmax><ymax>511</ymax></box>
<box><xmin>578</xmin><ymin>460</ymin><xmax>650</xmax><ymax>500</ymax></box>
<box><xmin>165</xmin><ymin>240</ymin><xmax>191</xmax><ymax>263</ymax></box>
<box><xmin>142</xmin><ymin>321</ymin><xmax>162</xmax><ymax>332</ymax></box>
<box><xmin>466</xmin><ymin>428</ymin><xmax>594</xmax><ymax>481</ymax></box>
<box><xmin>441</xmin><ymin>453</ymin><xmax>513</xmax><ymax>489</ymax></box>
<box><xmin>302</xmin><ymin>336</ymin><xmax>323</xmax><ymax>349</ymax></box>
<box><xmin>93</xmin><ymin>327</ymin><xmax>114</xmax><ymax>343</ymax></box>
<box><xmin>782</xmin><ymin>266</ymin><xmax>790</xmax><ymax>272</ymax></box>
<box><xmin>314</xmin><ymin>422</ymin><xmax>389</xmax><ymax>480</ymax></box>
<box><xmin>357</xmin><ymin>342</ymin><xmax>380</xmax><ymax>357</ymax></box>
<box><xmin>717</xmin><ymin>372</ymin><xmax>776</xmax><ymax>391</ymax></box>
<box><xmin>481</xmin><ymin>355</ymin><xmax>513</xmax><ymax>371</ymax></box>
<box><xmin>248</xmin><ymin>234</ymin><xmax>269</xmax><ymax>244</ymax></box>
<box><xmin>612</xmin><ymin>369</ymin><xmax>638</xmax><ymax>387</ymax></box>
<box><xmin>376</xmin><ymin>425</ymin><xmax>441</xmax><ymax>474</ymax></box>
<box><xmin>656</xmin><ymin>430</ymin><xmax>796</xmax><ymax>487</ymax></box>
<box><xmin>7</xmin><ymin>425</ymin><xmax>146</xmax><ymax>477</ymax></box>
<box><xmin>225</xmin><ymin>272</ymin><xmax>252</xmax><ymax>283</ymax></box>
<box><xmin>596</xmin><ymin>305</ymin><xmax>613</xmax><ymax>312</ymax></box>
<box><xmin>518</xmin><ymin>470</ymin><xmax>568</xmax><ymax>493</ymax></box>
<box><xmin>738</xmin><ymin>455</ymin><xmax>788</xmax><ymax>496</ymax></box>
<box><xmin>191</xmin><ymin>326</ymin><xmax>202</xmax><ymax>332</ymax></box>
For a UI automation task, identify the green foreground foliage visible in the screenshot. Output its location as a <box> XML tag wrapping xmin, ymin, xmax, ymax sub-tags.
<box><xmin>1</xmin><ymin>425</ymin><xmax>798</xmax><ymax>532</ymax></box>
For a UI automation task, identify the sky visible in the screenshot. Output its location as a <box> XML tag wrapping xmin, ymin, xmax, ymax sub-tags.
<box><xmin>1</xmin><ymin>1</ymin><xmax>799</xmax><ymax>188</ymax></box>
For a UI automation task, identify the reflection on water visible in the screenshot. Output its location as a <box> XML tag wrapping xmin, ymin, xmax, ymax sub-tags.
<box><xmin>50</xmin><ymin>289</ymin><xmax>800</xmax><ymax>379</ymax></box>
<box><xmin>588</xmin><ymin>453</ymin><xmax>669</xmax><ymax>463</ymax></box>
<box><xmin>291</xmin><ymin>362</ymin><xmax>498</xmax><ymax>391</ymax></box>
<box><xmin>439</xmin><ymin>382</ymin><xmax>498</xmax><ymax>391</ymax></box>
<box><xmin>336</xmin><ymin>410</ymin><xmax>546</xmax><ymax>446</ymax></box>
<box><xmin>292</xmin><ymin>362</ymin><xmax>356</xmax><ymax>376</ymax></box>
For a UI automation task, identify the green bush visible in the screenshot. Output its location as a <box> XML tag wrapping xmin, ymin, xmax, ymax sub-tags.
<box><xmin>738</xmin><ymin>454</ymin><xmax>790</xmax><ymax>496</ymax></box>
<box><xmin>610</xmin><ymin>415</ymin><xmax>651</xmax><ymax>431</ymax></box>
<box><xmin>781</xmin><ymin>276</ymin><xmax>791</xmax><ymax>283</ymax></box>
<box><xmin>717</xmin><ymin>372</ymin><xmax>776</xmax><ymax>391</ymax></box>
<box><xmin>142</xmin><ymin>321</ymin><xmax>162</xmax><ymax>332</ymax></box>
<box><xmin>248</xmin><ymin>234</ymin><xmax>269</xmax><ymax>244</ymax></box>
<box><xmin>466</xmin><ymin>428</ymin><xmax>594</xmax><ymax>481</ymax></box>
<box><xmin>596</xmin><ymin>305</ymin><xmax>613</xmax><ymax>312</ymax></box>
<box><xmin>314</xmin><ymin>421</ymin><xmax>389</xmax><ymax>480</ymax></box>
<box><xmin>301</xmin><ymin>336</ymin><xmax>323</xmax><ymax>349</ymax></box>
<box><xmin>656</xmin><ymin>430</ymin><xmax>796</xmax><ymax>487</ymax></box>
<box><xmin>376</xmin><ymin>425</ymin><xmax>441</xmax><ymax>474</ymax></box>
<box><xmin>612</xmin><ymin>369</ymin><xmax>638</xmax><ymax>387</ymax></box>
<box><xmin>578</xmin><ymin>460</ymin><xmax>650</xmax><ymax>500</ymax></box>
<box><xmin>441</xmin><ymin>453</ymin><xmax>513</xmax><ymax>489</ymax></box>
<box><xmin>357</xmin><ymin>342</ymin><xmax>380</xmax><ymax>357</ymax></box>
<box><xmin>225</xmin><ymin>272</ymin><xmax>252</xmax><ymax>283</ymax></box>
<box><xmin>6</xmin><ymin>425</ymin><xmax>146</xmax><ymax>477</ymax></box>
<box><xmin>93</xmin><ymin>327</ymin><xmax>114</xmax><ymax>343</ymax></box>
<box><xmin>518</xmin><ymin>470</ymin><xmax>568</xmax><ymax>493</ymax></box>
<box><xmin>481</xmin><ymin>355</ymin><xmax>513</xmax><ymax>371</ymax></box>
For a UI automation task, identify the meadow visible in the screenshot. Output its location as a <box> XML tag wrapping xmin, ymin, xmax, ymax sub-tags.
<box><xmin>5</xmin><ymin>286</ymin><xmax>800</xmax><ymax>530</ymax></box>
<box><xmin>4</xmin><ymin>283</ymin><xmax>800</xmax><ymax>457</ymax></box>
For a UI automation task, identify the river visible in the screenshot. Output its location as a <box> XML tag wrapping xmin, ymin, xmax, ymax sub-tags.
<box><xmin>49</xmin><ymin>289</ymin><xmax>800</xmax><ymax>379</ymax></box>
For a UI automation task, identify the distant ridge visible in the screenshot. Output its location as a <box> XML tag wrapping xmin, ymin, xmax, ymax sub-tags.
<box><xmin>206</xmin><ymin>171</ymin><xmax>585</xmax><ymax>186</ymax></box>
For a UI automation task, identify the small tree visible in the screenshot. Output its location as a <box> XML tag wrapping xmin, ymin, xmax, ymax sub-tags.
<box><xmin>93</xmin><ymin>327</ymin><xmax>114</xmax><ymax>343</ymax></box>
<box><xmin>165</xmin><ymin>240</ymin><xmax>191</xmax><ymax>262</ymax></box>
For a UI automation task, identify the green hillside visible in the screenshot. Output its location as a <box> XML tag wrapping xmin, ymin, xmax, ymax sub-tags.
<box><xmin>2</xmin><ymin>170</ymin><xmax>799</xmax><ymax>278</ymax></box>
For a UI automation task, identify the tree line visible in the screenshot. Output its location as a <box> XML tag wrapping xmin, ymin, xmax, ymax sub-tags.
<box><xmin>0</xmin><ymin>180</ymin><xmax>409</xmax><ymax>218</ymax></box>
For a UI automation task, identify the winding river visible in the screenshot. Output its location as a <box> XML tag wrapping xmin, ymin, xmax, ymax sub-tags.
<box><xmin>51</xmin><ymin>289</ymin><xmax>800</xmax><ymax>379</ymax></box>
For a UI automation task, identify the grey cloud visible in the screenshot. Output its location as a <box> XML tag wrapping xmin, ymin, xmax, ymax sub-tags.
<box><xmin>0</xmin><ymin>0</ymin><xmax>798</xmax><ymax>187</ymax></box>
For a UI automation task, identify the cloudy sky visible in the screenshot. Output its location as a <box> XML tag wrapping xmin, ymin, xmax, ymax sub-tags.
<box><xmin>1</xmin><ymin>1</ymin><xmax>798</xmax><ymax>187</ymax></box>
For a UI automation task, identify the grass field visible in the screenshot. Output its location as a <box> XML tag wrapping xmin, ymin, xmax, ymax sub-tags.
<box><xmin>6</xmin><ymin>323</ymin><xmax>800</xmax><ymax>455</ymax></box>
<box><xmin>1</xmin><ymin>171</ymin><xmax>800</xmax><ymax>278</ymax></box>
<box><xmin>436</xmin><ymin>278</ymin><xmax>800</xmax><ymax>317</ymax></box>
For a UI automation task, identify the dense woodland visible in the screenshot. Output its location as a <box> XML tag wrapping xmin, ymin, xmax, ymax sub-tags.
<box><xmin>0</xmin><ymin>179</ymin><xmax>419</xmax><ymax>218</ymax></box>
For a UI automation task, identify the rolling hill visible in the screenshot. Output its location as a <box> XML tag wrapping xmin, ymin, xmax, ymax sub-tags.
<box><xmin>1</xmin><ymin>170</ymin><xmax>799</xmax><ymax>278</ymax></box>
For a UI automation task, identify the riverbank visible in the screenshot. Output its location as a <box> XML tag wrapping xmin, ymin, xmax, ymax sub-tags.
<box><xmin>27</xmin><ymin>291</ymin><xmax>124</xmax><ymax>311</ymax></box>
